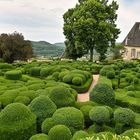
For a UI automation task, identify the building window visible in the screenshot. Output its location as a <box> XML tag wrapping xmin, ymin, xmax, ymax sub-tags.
<box><xmin>131</xmin><ymin>49</ymin><xmax>137</xmax><ymax>58</ymax></box>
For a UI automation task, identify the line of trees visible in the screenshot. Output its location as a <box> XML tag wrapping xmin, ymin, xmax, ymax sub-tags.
<box><xmin>63</xmin><ymin>0</ymin><xmax>120</xmax><ymax>61</ymax></box>
<box><xmin>0</xmin><ymin>32</ymin><xmax>33</xmax><ymax>63</ymax></box>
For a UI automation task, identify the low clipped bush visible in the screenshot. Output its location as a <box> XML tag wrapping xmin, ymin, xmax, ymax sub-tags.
<box><xmin>72</xmin><ymin>77</ymin><xmax>83</xmax><ymax>86</ymax></box>
<box><xmin>80</xmin><ymin>105</ymin><xmax>93</xmax><ymax>127</ymax></box>
<box><xmin>71</xmin><ymin>130</ymin><xmax>89</xmax><ymax>140</ymax></box>
<box><xmin>63</xmin><ymin>74</ymin><xmax>73</xmax><ymax>84</ymax></box>
<box><xmin>48</xmin><ymin>125</ymin><xmax>72</xmax><ymax>140</ymax></box>
<box><xmin>121</xmin><ymin>129</ymin><xmax>140</xmax><ymax>138</ymax></box>
<box><xmin>90</xmin><ymin>83</ymin><xmax>115</xmax><ymax>107</ymax></box>
<box><xmin>114</xmin><ymin>108</ymin><xmax>135</xmax><ymax>125</ymax></box>
<box><xmin>40</xmin><ymin>68</ymin><xmax>52</xmax><ymax>77</ymax></box>
<box><xmin>100</xmin><ymin>66</ymin><xmax>114</xmax><ymax>76</ymax></box>
<box><xmin>30</xmin><ymin>67</ymin><xmax>41</xmax><ymax>77</ymax></box>
<box><xmin>106</xmin><ymin>71</ymin><xmax>115</xmax><ymax>79</ymax></box>
<box><xmin>29</xmin><ymin>96</ymin><xmax>57</xmax><ymax>130</ymax></box>
<box><xmin>14</xmin><ymin>96</ymin><xmax>30</xmax><ymax>105</ymax></box>
<box><xmin>52</xmin><ymin>107</ymin><xmax>84</xmax><ymax>133</ymax></box>
<box><xmin>29</xmin><ymin>133</ymin><xmax>49</xmax><ymax>140</ymax></box>
<box><xmin>5</xmin><ymin>70</ymin><xmax>22</xmax><ymax>80</ymax></box>
<box><xmin>19</xmin><ymin>90</ymin><xmax>37</xmax><ymax>100</ymax></box>
<box><xmin>0</xmin><ymin>103</ymin><xmax>36</xmax><ymax>140</ymax></box>
<box><xmin>89</xmin><ymin>106</ymin><xmax>110</xmax><ymax>124</ymax></box>
<box><xmin>27</xmin><ymin>83</ymin><xmax>46</xmax><ymax>91</ymax></box>
<box><xmin>48</xmin><ymin>86</ymin><xmax>75</xmax><ymax>108</ymax></box>
<box><xmin>42</xmin><ymin>118</ymin><xmax>55</xmax><ymax>134</ymax></box>
<box><xmin>126</xmin><ymin>85</ymin><xmax>135</xmax><ymax>91</ymax></box>
<box><xmin>133</xmin><ymin>78</ymin><xmax>139</xmax><ymax>84</ymax></box>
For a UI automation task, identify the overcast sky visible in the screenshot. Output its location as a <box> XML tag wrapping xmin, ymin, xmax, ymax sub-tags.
<box><xmin>0</xmin><ymin>0</ymin><xmax>139</xmax><ymax>43</ymax></box>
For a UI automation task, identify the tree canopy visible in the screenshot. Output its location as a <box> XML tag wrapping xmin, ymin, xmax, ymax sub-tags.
<box><xmin>0</xmin><ymin>32</ymin><xmax>33</xmax><ymax>63</ymax></box>
<box><xmin>63</xmin><ymin>0</ymin><xmax>120</xmax><ymax>61</ymax></box>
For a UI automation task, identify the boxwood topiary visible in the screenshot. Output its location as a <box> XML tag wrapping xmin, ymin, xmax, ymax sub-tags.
<box><xmin>80</xmin><ymin>105</ymin><xmax>93</xmax><ymax>127</ymax></box>
<box><xmin>114</xmin><ymin>108</ymin><xmax>135</xmax><ymax>125</ymax></box>
<box><xmin>29</xmin><ymin>133</ymin><xmax>49</xmax><ymax>140</ymax></box>
<box><xmin>72</xmin><ymin>77</ymin><xmax>83</xmax><ymax>86</ymax></box>
<box><xmin>89</xmin><ymin>106</ymin><xmax>110</xmax><ymax>132</ymax></box>
<box><xmin>30</xmin><ymin>67</ymin><xmax>41</xmax><ymax>77</ymax></box>
<box><xmin>71</xmin><ymin>130</ymin><xmax>89</xmax><ymax>140</ymax></box>
<box><xmin>0</xmin><ymin>103</ymin><xmax>36</xmax><ymax>140</ymax></box>
<box><xmin>48</xmin><ymin>86</ymin><xmax>75</xmax><ymax>108</ymax></box>
<box><xmin>42</xmin><ymin>118</ymin><xmax>55</xmax><ymax>134</ymax></box>
<box><xmin>5</xmin><ymin>70</ymin><xmax>22</xmax><ymax>80</ymax></box>
<box><xmin>106</xmin><ymin>71</ymin><xmax>115</xmax><ymax>79</ymax></box>
<box><xmin>90</xmin><ymin>83</ymin><xmax>115</xmax><ymax>107</ymax></box>
<box><xmin>48</xmin><ymin>125</ymin><xmax>72</xmax><ymax>140</ymax></box>
<box><xmin>52</xmin><ymin>107</ymin><xmax>84</xmax><ymax>133</ymax></box>
<box><xmin>100</xmin><ymin>66</ymin><xmax>114</xmax><ymax>76</ymax></box>
<box><xmin>29</xmin><ymin>96</ymin><xmax>57</xmax><ymax>130</ymax></box>
<box><xmin>63</xmin><ymin>74</ymin><xmax>73</xmax><ymax>84</ymax></box>
<box><xmin>14</xmin><ymin>96</ymin><xmax>30</xmax><ymax>105</ymax></box>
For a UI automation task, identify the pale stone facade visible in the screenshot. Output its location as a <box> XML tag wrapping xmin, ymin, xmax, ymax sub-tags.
<box><xmin>123</xmin><ymin>46</ymin><xmax>140</xmax><ymax>60</ymax></box>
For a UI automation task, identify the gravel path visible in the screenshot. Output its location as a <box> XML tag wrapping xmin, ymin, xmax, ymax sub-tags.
<box><xmin>77</xmin><ymin>75</ymin><xmax>99</xmax><ymax>102</ymax></box>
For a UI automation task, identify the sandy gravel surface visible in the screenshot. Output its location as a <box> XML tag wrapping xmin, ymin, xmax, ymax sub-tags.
<box><xmin>77</xmin><ymin>75</ymin><xmax>99</xmax><ymax>102</ymax></box>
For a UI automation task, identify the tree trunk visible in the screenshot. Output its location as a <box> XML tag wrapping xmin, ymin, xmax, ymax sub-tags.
<box><xmin>89</xmin><ymin>48</ymin><xmax>93</xmax><ymax>62</ymax></box>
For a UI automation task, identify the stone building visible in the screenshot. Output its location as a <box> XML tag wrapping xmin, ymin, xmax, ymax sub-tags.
<box><xmin>122</xmin><ymin>22</ymin><xmax>140</xmax><ymax>59</ymax></box>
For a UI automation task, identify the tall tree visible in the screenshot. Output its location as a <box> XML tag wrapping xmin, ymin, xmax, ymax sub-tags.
<box><xmin>63</xmin><ymin>0</ymin><xmax>120</xmax><ymax>61</ymax></box>
<box><xmin>0</xmin><ymin>32</ymin><xmax>33</xmax><ymax>63</ymax></box>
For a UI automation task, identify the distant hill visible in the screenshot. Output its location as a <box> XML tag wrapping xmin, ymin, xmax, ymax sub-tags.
<box><xmin>31</xmin><ymin>41</ymin><xmax>65</xmax><ymax>57</ymax></box>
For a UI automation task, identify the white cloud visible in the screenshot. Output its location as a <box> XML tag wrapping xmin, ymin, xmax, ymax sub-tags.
<box><xmin>0</xmin><ymin>0</ymin><xmax>139</xmax><ymax>43</ymax></box>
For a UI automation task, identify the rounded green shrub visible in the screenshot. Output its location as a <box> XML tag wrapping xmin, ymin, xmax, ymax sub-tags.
<box><xmin>126</xmin><ymin>85</ymin><xmax>135</xmax><ymax>91</ymax></box>
<box><xmin>121</xmin><ymin>129</ymin><xmax>140</xmax><ymax>138</ymax></box>
<box><xmin>133</xmin><ymin>78</ymin><xmax>139</xmax><ymax>84</ymax></box>
<box><xmin>30</xmin><ymin>67</ymin><xmax>41</xmax><ymax>77</ymax></box>
<box><xmin>80</xmin><ymin>105</ymin><xmax>93</xmax><ymax>127</ymax></box>
<box><xmin>72</xmin><ymin>77</ymin><xmax>83</xmax><ymax>86</ymax></box>
<box><xmin>89</xmin><ymin>106</ymin><xmax>110</xmax><ymax>124</ymax></box>
<box><xmin>71</xmin><ymin>130</ymin><xmax>89</xmax><ymax>140</ymax></box>
<box><xmin>100</xmin><ymin>66</ymin><xmax>114</xmax><ymax>76</ymax></box>
<box><xmin>106</xmin><ymin>71</ymin><xmax>115</xmax><ymax>79</ymax></box>
<box><xmin>136</xmin><ymin>73</ymin><xmax>140</xmax><ymax>79</ymax></box>
<box><xmin>5</xmin><ymin>70</ymin><xmax>22</xmax><ymax>80</ymax></box>
<box><xmin>63</xmin><ymin>74</ymin><xmax>73</xmax><ymax>84</ymax></box>
<box><xmin>114</xmin><ymin>108</ymin><xmax>135</xmax><ymax>125</ymax></box>
<box><xmin>59</xmin><ymin>71</ymin><xmax>69</xmax><ymax>81</ymax></box>
<box><xmin>14</xmin><ymin>96</ymin><xmax>30</xmax><ymax>105</ymax></box>
<box><xmin>42</xmin><ymin>118</ymin><xmax>55</xmax><ymax>134</ymax></box>
<box><xmin>90</xmin><ymin>83</ymin><xmax>115</xmax><ymax>107</ymax></box>
<box><xmin>19</xmin><ymin>90</ymin><xmax>37</xmax><ymax>100</ymax></box>
<box><xmin>29</xmin><ymin>96</ymin><xmax>57</xmax><ymax>129</ymax></box>
<box><xmin>0</xmin><ymin>103</ymin><xmax>36</xmax><ymax>140</ymax></box>
<box><xmin>48</xmin><ymin>125</ymin><xmax>72</xmax><ymax>140</ymax></box>
<box><xmin>40</xmin><ymin>68</ymin><xmax>52</xmax><ymax>77</ymax></box>
<box><xmin>29</xmin><ymin>133</ymin><xmax>49</xmax><ymax>140</ymax></box>
<box><xmin>120</xmin><ymin>73</ymin><xmax>126</xmax><ymax>78</ymax></box>
<box><xmin>52</xmin><ymin>107</ymin><xmax>84</xmax><ymax>133</ymax></box>
<box><xmin>48</xmin><ymin>86</ymin><xmax>75</xmax><ymax>108</ymax></box>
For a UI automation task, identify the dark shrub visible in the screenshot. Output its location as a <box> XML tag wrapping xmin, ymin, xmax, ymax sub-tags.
<box><xmin>125</xmin><ymin>75</ymin><xmax>133</xmax><ymax>83</ymax></box>
<box><xmin>133</xmin><ymin>78</ymin><xmax>139</xmax><ymax>84</ymax></box>
<box><xmin>126</xmin><ymin>85</ymin><xmax>135</xmax><ymax>91</ymax></box>
<box><xmin>29</xmin><ymin>96</ymin><xmax>57</xmax><ymax>130</ymax></box>
<box><xmin>80</xmin><ymin>105</ymin><xmax>93</xmax><ymax>127</ymax></box>
<box><xmin>30</xmin><ymin>67</ymin><xmax>41</xmax><ymax>77</ymax></box>
<box><xmin>63</xmin><ymin>74</ymin><xmax>73</xmax><ymax>84</ymax></box>
<box><xmin>136</xmin><ymin>73</ymin><xmax>140</xmax><ymax>79</ymax></box>
<box><xmin>106</xmin><ymin>71</ymin><xmax>115</xmax><ymax>79</ymax></box>
<box><xmin>5</xmin><ymin>70</ymin><xmax>22</xmax><ymax>80</ymax></box>
<box><xmin>14</xmin><ymin>96</ymin><xmax>30</xmax><ymax>105</ymax></box>
<box><xmin>29</xmin><ymin>133</ymin><xmax>49</xmax><ymax>140</ymax></box>
<box><xmin>90</xmin><ymin>83</ymin><xmax>115</xmax><ymax>107</ymax></box>
<box><xmin>71</xmin><ymin>130</ymin><xmax>89</xmax><ymax>140</ymax></box>
<box><xmin>72</xmin><ymin>77</ymin><xmax>83</xmax><ymax>86</ymax></box>
<box><xmin>120</xmin><ymin>73</ymin><xmax>126</xmax><ymax>78</ymax></box>
<box><xmin>114</xmin><ymin>108</ymin><xmax>135</xmax><ymax>125</ymax></box>
<box><xmin>89</xmin><ymin>106</ymin><xmax>110</xmax><ymax>132</ymax></box>
<box><xmin>48</xmin><ymin>86</ymin><xmax>75</xmax><ymax>108</ymax></box>
<box><xmin>100</xmin><ymin>66</ymin><xmax>114</xmax><ymax>76</ymax></box>
<box><xmin>52</xmin><ymin>107</ymin><xmax>84</xmax><ymax>133</ymax></box>
<box><xmin>0</xmin><ymin>103</ymin><xmax>36</xmax><ymax>140</ymax></box>
<box><xmin>89</xmin><ymin>106</ymin><xmax>110</xmax><ymax>124</ymax></box>
<box><xmin>42</xmin><ymin>118</ymin><xmax>55</xmax><ymax>134</ymax></box>
<box><xmin>48</xmin><ymin>125</ymin><xmax>72</xmax><ymax>140</ymax></box>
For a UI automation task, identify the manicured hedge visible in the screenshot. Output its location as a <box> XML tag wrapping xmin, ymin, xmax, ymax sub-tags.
<box><xmin>0</xmin><ymin>103</ymin><xmax>36</xmax><ymax>140</ymax></box>
<box><xmin>71</xmin><ymin>130</ymin><xmax>89</xmax><ymax>140</ymax></box>
<box><xmin>5</xmin><ymin>70</ymin><xmax>22</xmax><ymax>80</ymax></box>
<box><xmin>30</xmin><ymin>67</ymin><xmax>41</xmax><ymax>77</ymax></box>
<box><xmin>52</xmin><ymin>107</ymin><xmax>84</xmax><ymax>133</ymax></box>
<box><xmin>90</xmin><ymin>83</ymin><xmax>115</xmax><ymax>107</ymax></box>
<box><xmin>48</xmin><ymin>125</ymin><xmax>72</xmax><ymax>140</ymax></box>
<box><xmin>29</xmin><ymin>134</ymin><xmax>49</xmax><ymax>140</ymax></box>
<box><xmin>29</xmin><ymin>96</ymin><xmax>57</xmax><ymax>130</ymax></box>
<box><xmin>48</xmin><ymin>86</ymin><xmax>75</xmax><ymax>108</ymax></box>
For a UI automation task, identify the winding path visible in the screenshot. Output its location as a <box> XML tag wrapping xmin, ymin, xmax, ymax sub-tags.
<box><xmin>77</xmin><ymin>75</ymin><xmax>99</xmax><ymax>102</ymax></box>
